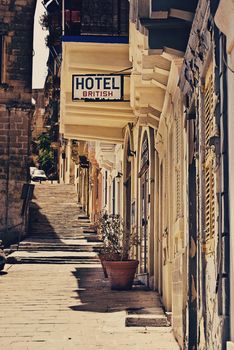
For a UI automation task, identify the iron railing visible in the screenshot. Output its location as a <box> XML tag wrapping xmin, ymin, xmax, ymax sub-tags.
<box><xmin>64</xmin><ymin>0</ymin><xmax>129</xmax><ymax>36</ymax></box>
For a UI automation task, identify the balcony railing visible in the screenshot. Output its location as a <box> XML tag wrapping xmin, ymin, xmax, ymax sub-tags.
<box><xmin>64</xmin><ymin>0</ymin><xmax>129</xmax><ymax>37</ymax></box>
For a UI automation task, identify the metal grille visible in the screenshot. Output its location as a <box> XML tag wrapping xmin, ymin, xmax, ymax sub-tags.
<box><xmin>65</xmin><ymin>0</ymin><xmax>129</xmax><ymax>36</ymax></box>
<box><xmin>81</xmin><ymin>0</ymin><xmax>129</xmax><ymax>36</ymax></box>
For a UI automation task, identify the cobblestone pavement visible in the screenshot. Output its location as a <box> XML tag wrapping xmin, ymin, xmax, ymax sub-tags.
<box><xmin>0</xmin><ymin>184</ymin><xmax>179</xmax><ymax>350</ymax></box>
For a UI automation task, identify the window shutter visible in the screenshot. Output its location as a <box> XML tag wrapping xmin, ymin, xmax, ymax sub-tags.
<box><xmin>175</xmin><ymin>114</ymin><xmax>182</xmax><ymax>220</ymax></box>
<box><xmin>204</xmin><ymin>64</ymin><xmax>216</xmax><ymax>243</ymax></box>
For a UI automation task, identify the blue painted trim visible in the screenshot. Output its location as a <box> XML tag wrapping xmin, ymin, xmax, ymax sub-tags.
<box><xmin>62</xmin><ymin>35</ymin><xmax>129</xmax><ymax>44</ymax></box>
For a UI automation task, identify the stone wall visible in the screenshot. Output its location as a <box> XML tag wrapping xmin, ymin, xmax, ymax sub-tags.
<box><xmin>172</xmin><ymin>253</ymin><xmax>187</xmax><ymax>348</ymax></box>
<box><xmin>0</xmin><ymin>0</ymin><xmax>36</xmax><ymax>245</ymax></box>
<box><xmin>179</xmin><ymin>0</ymin><xmax>229</xmax><ymax>348</ymax></box>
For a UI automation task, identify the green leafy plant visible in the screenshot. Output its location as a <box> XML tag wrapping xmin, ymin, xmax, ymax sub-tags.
<box><xmin>37</xmin><ymin>133</ymin><xmax>51</xmax><ymax>150</ymax></box>
<box><xmin>37</xmin><ymin>133</ymin><xmax>54</xmax><ymax>174</ymax></box>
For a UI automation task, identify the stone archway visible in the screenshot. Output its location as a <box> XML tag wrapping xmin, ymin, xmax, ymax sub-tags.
<box><xmin>122</xmin><ymin>125</ymin><xmax>134</xmax><ymax>254</ymax></box>
<box><xmin>137</xmin><ymin>127</ymin><xmax>155</xmax><ymax>288</ymax></box>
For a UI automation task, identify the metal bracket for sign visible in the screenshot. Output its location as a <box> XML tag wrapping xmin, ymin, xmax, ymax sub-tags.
<box><xmin>72</xmin><ymin>73</ymin><xmax>129</xmax><ymax>102</ymax></box>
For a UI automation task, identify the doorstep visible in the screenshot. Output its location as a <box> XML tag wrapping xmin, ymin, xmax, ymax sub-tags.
<box><xmin>125</xmin><ymin>307</ymin><xmax>170</xmax><ymax>327</ymax></box>
<box><xmin>227</xmin><ymin>342</ymin><xmax>234</xmax><ymax>350</ymax></box>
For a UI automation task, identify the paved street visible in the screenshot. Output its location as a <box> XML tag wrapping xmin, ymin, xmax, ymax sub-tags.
<box><xmin>0</xmin><ymin>184</ymin><xmax>179</xmax><ymax>350</ymax></box>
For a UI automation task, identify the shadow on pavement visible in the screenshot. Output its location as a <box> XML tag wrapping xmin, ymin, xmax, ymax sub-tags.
<box><xmin>70</xmin><ymin>267</ymin><xmax>152</xmax><ymax>314</ymax></box>
<box><xmin>0</xmin><ymin>271</ymin><xmax>8</xmax><ymax>276</ymax></box>
<box><xmin>28</xmin><ymin>201</ymin><xmax>63</xmax><ymax>243</ymax></box>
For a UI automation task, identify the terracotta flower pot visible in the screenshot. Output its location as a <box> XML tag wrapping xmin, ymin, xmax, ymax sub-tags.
<box><xmin>99</xmin><ymin>255</ymin><xmax>108</xmax><ymax>278</ymax></box>
<box><xmin>98</xmin><ymin>252</ymin><xmax>120</xmax><ymax>278</ymax></box>
<box><xmin>105</xmin><ymin>260</ymin><xmax>139</xmax><ymax>290</ymax></box>
<box><xmin>102</xmin><ymin>260</ymin><xmax>111</xmax><ymax>278</ymax></box>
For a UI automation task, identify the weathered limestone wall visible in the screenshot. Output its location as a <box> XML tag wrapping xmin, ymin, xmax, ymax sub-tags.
<box><xmin>155</xmin><ymin>59</ymin><xmax>186</xmax><ymax>348</ymax></box>
<box><xmin>179</xmin><ymin>0</ymin><xmax>228</xmax><ymax>348</ymax></box>
<box><xmin>172</xmin><ymin>253</ymin><xmax>187</xmax><ymax>347</ymax></box>
<box><xmin>0</xmin><ymin>0</ymin><xmax>36</xmax><ymax>245</ymax></box>
<box><xmin>215</xmin><ymin>1</ymin><xmax>234</xmax><ymax>347</ymax></box>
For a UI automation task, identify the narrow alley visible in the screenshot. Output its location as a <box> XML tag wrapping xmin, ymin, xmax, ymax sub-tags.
<box><xmin>0</xmin><ymin>184</ymin><xmax>179</xmax><ymax>350</ymax></box>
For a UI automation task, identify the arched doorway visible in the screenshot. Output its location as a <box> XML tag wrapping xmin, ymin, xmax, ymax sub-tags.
<box><xmin>139</xmin><ymin>131</ymin><xmax>150</xmax><ymax>277</ymax></box>
<box><xmin>123</xmin><ymin>126</ymin><xmax>135</xmax><ymax>254</ymax></box>
<box><xmin>137</xmin><ymin>128</ymin><xmax>155</xmax><ymax>287</ymax></box>
<box><xmin>125</xmin><ymin>137</ymin><xmax>132</xmax><ymax>237</ymax></box>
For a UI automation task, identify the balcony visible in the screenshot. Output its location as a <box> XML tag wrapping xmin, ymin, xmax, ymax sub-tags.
<box><xmin>63</xmin><ymin>0</ymin><xmax>129</xmax><ymax>41</ymax></box>
<box><xmin>135</xmin><ymin>0</ymin><xmax>199</xmax><ymax>53</ymax></box>
<box><xmin>151</xmin><ymin>0</ymin><xmax>198</xmax><ymax>14</ymax></box>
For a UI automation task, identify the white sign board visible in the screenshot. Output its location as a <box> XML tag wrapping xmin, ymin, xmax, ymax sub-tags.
<box><xmin>72</xmin><ymin>74</ymin><xmax>123</xmax><ymax>101</ymax></box>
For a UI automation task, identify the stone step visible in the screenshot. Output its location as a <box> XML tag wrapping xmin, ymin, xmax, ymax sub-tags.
<box><xmin>8</xmin><ymin>250</ymin><xmax>98</xmax><ymax>259</ymax></box>
<box><xmin>17</xmin><ymin>246</ymin><xmax>99</xmax><ymax>252</ymax></box>
<box><xmin>14</xmin><ymin>184</ymin><xmax>101</xmax><ymax>264</ymax></box>
<box><xmin>125</xmin><ymin>314</ymin><xmax>170</xmax><ymax>327</ymax></box>
<box><xmin>17</xmin><ymin>241</ymin><xmax>102</xmax><ymax>252</ymax></box>
<box><xmin>6</xmin><ymin>257</ymin><xmax>100</xmax><ymax>264</ymax></box>
<box><xmin>29</xmin><ymin>230</ymin><xmax>84</xmax><ymax>234</ymax></box>
<box><xmin>125</xmin><ymin>307</ymin><xmax>170</xmax><ymax>327</ymax></box>
<box><xmin>87</xmin><ymin>236</ymin><xmax>103</xmax><ymax>243</ymax></box>
<box><xmin>22</xmin><ymin>236</ymin><xmax>99</xmax><ymax>241</ymax></box>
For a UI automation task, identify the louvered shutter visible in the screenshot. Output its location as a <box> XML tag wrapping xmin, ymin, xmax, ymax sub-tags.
<box><xmin>204</xmin><ymin>64</ymin><xmax>216</xmax><ymax>243</ymax></box>
<box><xmin>175</xmin><ymin>114</ymin><xmax>182</xmax><ymax>220</ymax></box>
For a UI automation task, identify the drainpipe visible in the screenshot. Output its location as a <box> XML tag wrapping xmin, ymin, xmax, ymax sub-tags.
<box><xmin>212</xmin><ymin>28</ymin><xmax>230</xmax><ymax>347</ymax></box>
<box><xmin>218</xmin><ymin>31</ymin><xmax>230</xmax><ymax>346</ymax></box>
<box><xmin>197</xmin><ymin>82</ymin><xmax>208</xmax><ymax>348</ymax></box>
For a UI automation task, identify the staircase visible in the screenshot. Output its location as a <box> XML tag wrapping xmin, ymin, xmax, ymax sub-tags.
<box><xmin>7</xmin><ymin>183</ymin><xmax>172</xmax><ymax>330</ymax></box>
<box><xmin>8</xmin><ymin>183</ymin><xmax>102</xmax><ymax>264</ymax></box>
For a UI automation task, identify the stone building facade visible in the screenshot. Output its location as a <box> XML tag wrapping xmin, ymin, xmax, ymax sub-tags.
<box><xmin>178</xmin><ymin>1</ymin><xmax>229</xmax><ymax>348</ymax></box>
<box><xmin>57</xmin><ymin>0</ymin><xmax>233</xmax><ymax>348</ymax></box>
<box><xmin>215</xmin><ymin>1</ymin><xmax>234</xmax><ymax>348</ymax></box>
<box><xmin>0</xmin><ymin>0</ymin><xmax>36</xmax><ymax>245</ymax></box>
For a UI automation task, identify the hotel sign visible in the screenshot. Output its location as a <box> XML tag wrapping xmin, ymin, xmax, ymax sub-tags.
<box><xmin>72</xmin><ymin>74</ymin><xmax>124</xmax><ymax>101</ymax></box>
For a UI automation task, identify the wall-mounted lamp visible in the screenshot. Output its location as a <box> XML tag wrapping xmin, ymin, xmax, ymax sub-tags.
<box><xmin>116</xmin><ymin>172</ymin><xmax>123</xmax><ymax>178</ymax></box>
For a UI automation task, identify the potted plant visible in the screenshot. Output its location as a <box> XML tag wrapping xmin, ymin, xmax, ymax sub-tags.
<box><xmin>97</xmin><ymin>211</ymin><xmax>139</xmax><ymax>290</ymax></box>
<box><xmin>96</xmin><ymin>211</ymin><xmax>121</xmax><ymax>278</ymax></box>
<box><xmin>0</xmin><ymin>241</ymin><xmax>6</xmax><ymax>271</ymax></box>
